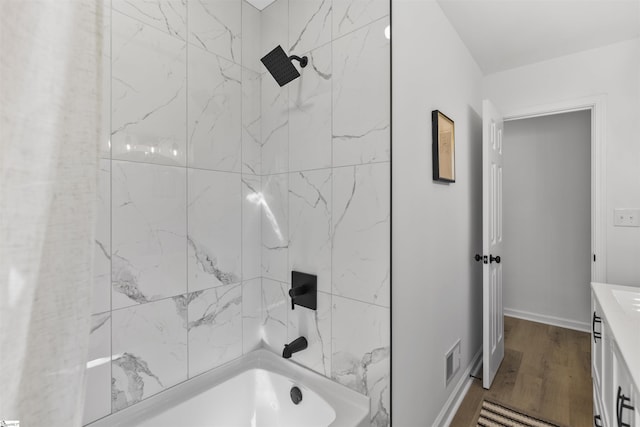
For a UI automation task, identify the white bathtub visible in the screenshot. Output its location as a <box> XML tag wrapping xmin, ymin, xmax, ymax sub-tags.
<box><xmin>88</xmin><ymin>349</ymin><xmax>370</xmax><ymax>427</ymax></box>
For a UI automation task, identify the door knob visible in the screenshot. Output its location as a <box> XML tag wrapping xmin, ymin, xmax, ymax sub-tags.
<box><xmin>474</xmin><ymin>254</ymin><xmax>482</xmax><ymax>262</ymax></box>
<box><xmin>490</xmin><ymin>255</ymin><xmax>501</xmax><ymax>264</ymax></box>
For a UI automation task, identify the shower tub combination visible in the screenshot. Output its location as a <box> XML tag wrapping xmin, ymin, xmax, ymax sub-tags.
<box><xmin>88</xmin><ymin>349</ymin><xmax>369</xmax><ymax>427</ymax></box>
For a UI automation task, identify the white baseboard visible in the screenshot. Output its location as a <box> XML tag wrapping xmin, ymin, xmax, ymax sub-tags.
<box><xmin>432</xmin><ymin>347</ymin><xmax>483</xmax><ymax>427</ymax></box>
<box><xmin>504</xmin><ymin>307</ymin><xmax>590</xmax><ymax>333</ymax></box>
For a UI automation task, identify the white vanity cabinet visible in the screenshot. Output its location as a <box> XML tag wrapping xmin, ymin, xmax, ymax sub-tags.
<box><xmin>591</xmin><ymin>294</ymin><xmax>607</xmax><ymax>425</ymax></box>
<box><xmin>591</xmin><ymin>283</ymin><xmax>640</xmax><ymax>427</ymax></box>
<box><xmin>612</xmin><ymin>342</ymin><xmax>636</xmax><ymax>427</ymax></box>
<box><xmin>592</xmin><ymin>296</ymin><xmax>604</xmax><ymax>392</ymax></box>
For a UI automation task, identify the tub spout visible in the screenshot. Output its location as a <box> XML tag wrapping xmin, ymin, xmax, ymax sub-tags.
<box><xmin>282</xmin><ymin>336</ymin><xmax>308</xmax><ymax>359</ymax></box>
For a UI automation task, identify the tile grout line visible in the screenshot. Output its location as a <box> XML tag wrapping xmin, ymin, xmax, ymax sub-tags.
<box><xmin>329</xmin><ymin>0</ymin><xmax>334</xmax><ymax>381</ymax></box>
<box><xmin>108</xmin><ymin>0</ymin><xmax>114</xmax><ymax>417</ymax></box>
<box><xmin>185</xmin><ymin>0</ymin><xmax>190</xmax><ymax>380</ymax></box>
<box><xmin>240</xmin><ymin>0</ymin><xmax>245</xmax><ymax>356</ymax></box>
<box><xmin>107</xmin><ymin>279</ymin><xmax>243</xmax><ymax>314</ymax></box>
<box><xmin>286</xmin><ymin>0</ymin><xmax>291</xmax><ymax>347</ymax></box>
<box><xmin>107</xmin><ymin>153</ymin><xmax>389</xmax><ymax>177</ymax></box>
<box><xmin>263</xmin><ymin>277</ymin><xmax>391</xmax><ymax>310</ymax></box>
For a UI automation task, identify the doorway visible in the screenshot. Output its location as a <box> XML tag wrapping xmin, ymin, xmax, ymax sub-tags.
<box><xmin>479</xmin><ymin>96</ymin><xmax>606</xmax><ymax>391</ymax></box>
<box><xmin>502</xmin><ymin>110</ymin><xmax>592</xmax><ymax>330</ymax></box>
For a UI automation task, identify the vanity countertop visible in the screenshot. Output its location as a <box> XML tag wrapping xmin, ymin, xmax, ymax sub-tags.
<box><xmin>592</xmin><ymin>282</ymin><xmax>640</xmax><ymax>391</ymax></box>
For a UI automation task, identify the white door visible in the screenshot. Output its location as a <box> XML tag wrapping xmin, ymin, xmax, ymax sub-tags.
<box><xmin>482</xmin><ymin>99</ymin><xmax>505</xmax><ymax>389</ymax></box>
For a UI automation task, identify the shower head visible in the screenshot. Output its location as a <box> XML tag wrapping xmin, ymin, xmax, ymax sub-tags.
<box><xmin>261</xmin><ymin>45</ymin><xmax>308</xmax><ymax>87</ymax></box>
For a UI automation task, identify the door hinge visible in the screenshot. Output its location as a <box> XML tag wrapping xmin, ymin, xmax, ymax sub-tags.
<box><xmin>593</xmin><ymin>254</ymin><xmax>596</xmax><ymax>262</ymax></box>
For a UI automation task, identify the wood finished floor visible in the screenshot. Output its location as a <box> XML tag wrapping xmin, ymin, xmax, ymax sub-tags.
<box><xmin>450</xmin><ymin>316</ymin><xmax>593</xmax><ymax>427</ymax></box>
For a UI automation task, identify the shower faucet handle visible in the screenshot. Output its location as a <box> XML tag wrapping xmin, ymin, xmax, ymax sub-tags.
<box><xmin>289</xmin><ymin>285</ymin><xmax>308</xmax><ymax>297</ymax></box>
<box><xmin>289</xmin><ymin>285</ymin><xmax>308</xmax><ymax>310</ymax></box>
<box><xmin>290</xmin><ymin>271</ymin><xmax>317</xmax><ymax>311</ymax></box>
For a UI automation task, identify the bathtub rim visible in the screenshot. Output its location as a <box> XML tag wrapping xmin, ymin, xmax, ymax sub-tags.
<box><xmin>86</xmin><ymin>348</ymin><xmax>370</xmax><ymax>427</ymax></box>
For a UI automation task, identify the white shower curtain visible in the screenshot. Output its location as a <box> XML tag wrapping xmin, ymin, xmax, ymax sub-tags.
<box><xmin>0</xmin><ymin>1</ymin><xmax>103</xmax><ymax>425</ymax></box>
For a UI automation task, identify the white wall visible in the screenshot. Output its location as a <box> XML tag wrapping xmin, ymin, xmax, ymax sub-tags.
<box><xmin>394</xmin><ymin>5</ymin><xmax>639</xmax><ymax>426</ymax></box>
<box><xmin>484</xmin><ymin>38</ymin><xmax>640</xmax><ymax>287</ymax></box>
<box><xmin>503</xmin><ymin>111</ymin><xmax>592</xmax><ymax>328</ymax></box>
<box><xmin>392</xmin><ymin>1</ymin><xmax>484</xmax><ymax>425</ymax></box>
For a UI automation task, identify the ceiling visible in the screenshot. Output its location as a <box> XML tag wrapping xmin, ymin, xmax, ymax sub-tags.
<box><xmin>436</xmin><ymin>0</ymin><xmax>640</xmax><ymax>74</ymax></box>
<box><xmin>246</xmin><ymin>0</ymin><xmax>272</xmax><ymax>10</ymax></box>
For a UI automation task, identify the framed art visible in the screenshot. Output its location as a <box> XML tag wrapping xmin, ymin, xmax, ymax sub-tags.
<box><xmin>432</xmin><ymin>110</ymin><xmax>455</xmax><ymax>182</ymax></box>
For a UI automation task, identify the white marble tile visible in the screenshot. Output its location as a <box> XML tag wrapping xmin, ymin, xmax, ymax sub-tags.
<box><xmin>187</xmin><ymin>169</ymin><xmax>241</xmax><ymax>292</ymax></box>
<box><xmin>261</xmin><ymin>174</ymin><xmax>289</xmax><ymax>282</ymax></box>
<box><xmin>261</xmin><ymin>279</ymin><xmax>288</xmax><ymax>352</ymax></box>
<box><xmin>332</xmin><ymin>296</ymin><xmax>390</xmax><ymax>427</ymax></box>
<box><xmin>241</xmin><ymin>0</ymin><xmax>261</xmax><ymax>73</ymax></box>
<box><xmin>288</xmin><ymin>44</ymin><xmax>332</xmax><ymax>172</ymax></box>
<box><xmin>111</xmin><ymin>161</ymin><xmax>187</xmax><ymax>309</ymax></box>
<box><xmin>260</xmin><ymin>0</ymin><xmax>290</xmax><ymax>175</ymax></box>
<box><xmin>332</xmin><ymin>18</ymin><xmax>390</xmax><ymax>167</ymax></box>
<box><xmin>288</xmin><ymin>292</ymin><xmax>331</xmax><ymax>376</ymax></box>
<box><xmin>102</xmin><ymin>0</ymin><xmax>112</xmax><ymax>58</ymax></box>
<box><xmin>111</xmin><ymin>12</ymin><xmax>187</xmax><ymax>166</ymax></box>
<box><xmin>189</xmin><ymin>0</ymin><xmax>241</xmax><ymax>63</ymax></box>
<box><xmin>260</xmin><ymin>0</ymin><xmax>288</xmax><ymax>59</ymax></box>
<box><xmin>100</xmin><ymin>52</ymin><xmax>111</xmax><ymax>159</ymax></box>
<box><xmin>242</xmin><ymin>175</ymin><xmax>262</xmax><ymax>281</ymax></box>
<box><xmin>289</xmin><ymin>0</ymin><xmax>331</xmax><ymax>54</ymax></box>
<box><xmin>92</xmin><ymin>160</ymin><xmax>111</xmax><ymax>315</ymax></box>
<box><xmin>242</xmin><ymin>278</ymin><xmax>262</xmax><ymax>353</ymax></box>
<box><xmin>187</xmin><ymin>284</ymin><xmax>242</xmax><ymax>377</ymax></box>
<box><xmin>113</xmin><ymin>0</ymin><xmax>186</xmax><ymax>40</ymax></box>
<box><xmin>111</xmin><ymin>297</ymin><xmax>187</xmax><ymax>412</ymax></box>
<box><xmin>82</xmin><ymin>313</ymin><xmax>111</xmax><ymax>425</ymax></box>
<box><xmin>188</xmin><ymin>46</ymin><xmax>241</xmax><ymax>172</ymax></box>
<box><xmin>242</xmin><ymin>69</ymin><xmax>261</xmax><ymax>175</ymax></box>
<box><xmin>332</xmin><ymin>163</ymin><xmax>389</xmax><ymax>307</ymax></box>
<box><xmin>288</xmin><ymin>170</ymin><xmax>331</xmax><ymax>293</ymax></box>
<box><xmin>261</xmin><ymin>70</ymin><xmax>289</xmax><ymax>175</ymax></box>
<box><xmin>333</xmin><ymin>0</ymin><xmax>388</xmax><ymax>38</ymax></box>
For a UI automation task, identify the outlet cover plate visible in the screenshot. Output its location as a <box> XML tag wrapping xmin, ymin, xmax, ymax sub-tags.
<box><xmin>614</xmin><ymin>209</ymin><xmax>640</xmax><ymax>227</ymax></box>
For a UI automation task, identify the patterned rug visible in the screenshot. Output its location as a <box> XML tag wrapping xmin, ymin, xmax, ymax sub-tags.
<box><xmin>477</xmin><ymin>400</ymin><xmax>560</xmax><ymax>427</ymax></box>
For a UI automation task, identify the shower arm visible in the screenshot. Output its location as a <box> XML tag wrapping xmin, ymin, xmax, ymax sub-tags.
<box><xmin>289</xmin><ymin>55</ymin><xmax>308</xmax><ymax>68</ymax></box>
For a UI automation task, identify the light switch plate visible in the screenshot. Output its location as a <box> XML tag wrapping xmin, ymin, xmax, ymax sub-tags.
<box><xmin>613</xmin><ymin>209</ymin><xmax>640</xmax><ymax>227</ymax></box>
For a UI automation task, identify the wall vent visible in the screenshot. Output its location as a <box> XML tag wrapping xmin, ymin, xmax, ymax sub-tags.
<box><xmin>445</xmin><ymin>339</ymin><xmax>461</xmax><ymax>386</ymax></box>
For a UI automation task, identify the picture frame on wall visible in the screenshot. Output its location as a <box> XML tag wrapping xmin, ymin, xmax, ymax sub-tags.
<box><xmin>432</xmin><ymin>110</ymin><xmax>456</xmax><ymax>182</ymax></box>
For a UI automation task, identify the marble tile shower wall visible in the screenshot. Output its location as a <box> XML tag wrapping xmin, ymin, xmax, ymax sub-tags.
<box><xmin>84</xmin><ymin>0</ymin><xmax>389</xmax><ymax>426</ymax></box>
<box><xmin>83</xmin><ymin>0</ymin><xmax>263</xmax><ymax>424</ymax></box>
<box><xmin>257</xmin><ymin>0</ymin><xmax>391</xmax><ymax>426</ymax></box>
